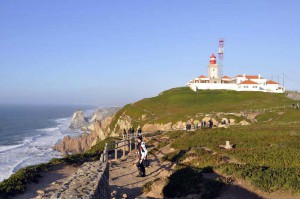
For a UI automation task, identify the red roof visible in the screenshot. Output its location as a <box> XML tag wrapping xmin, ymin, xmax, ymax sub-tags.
<box><xmin>198</xmin><ymin>75</ymin><xmax>207</xmax><ymax>78</ymax></box>
<box><xmin>239</xmin><ymin>80</ymin><xmax>259</xmax><ymax>85</ymax></box>
<box><xmin>236</xmin><ymin>75</ymin><xmax>243</xmax><ymax>77</ymax></box>
<box><xmin>266</xmin><ymin>80</ymin><xmax>279</xmax><ymax>84</ymax></box>
<box><xmin>222</xmin><ymin>76</ymin><xmax>231</xmax><ymax>79</ymax></box>
<box><xmin>245</xmin><ymin>75</ymin><xmax>260</xmax><ymax>79</ymax></box>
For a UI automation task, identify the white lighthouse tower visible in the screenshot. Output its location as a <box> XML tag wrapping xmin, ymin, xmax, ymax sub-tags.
<box><xmin>208</xmin><ymin>54</ymin><xmax>219</xmax><ymax>82</ymax></box>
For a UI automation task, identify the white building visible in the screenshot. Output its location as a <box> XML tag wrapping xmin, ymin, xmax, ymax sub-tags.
<box><xmin>188</xmin><ymin>54</ymin><xmax>284</xmax><ymax>93</ymax></box>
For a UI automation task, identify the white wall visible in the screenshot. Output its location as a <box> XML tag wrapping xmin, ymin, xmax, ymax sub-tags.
<box><xmin>188</xmin><ymin>83</ymin><xmax>284</xmax><ymax>93</ymax></box>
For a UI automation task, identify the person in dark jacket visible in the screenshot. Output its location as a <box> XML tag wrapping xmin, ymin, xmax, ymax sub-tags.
<box><xmin>138</xmin><ymin>127</ymin><xmax>142</xmax><ymax>136</ymax></box>
<box><xmin>136</xmin><ymin>136</ymin><xmax>148</xmax><ymax>177</ymax></box>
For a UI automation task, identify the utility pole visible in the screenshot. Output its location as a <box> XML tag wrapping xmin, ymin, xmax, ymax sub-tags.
<box><xmin>283</xmin><ymin>72</ymin><xmax>285</xmax><ymax>88</ymax></box>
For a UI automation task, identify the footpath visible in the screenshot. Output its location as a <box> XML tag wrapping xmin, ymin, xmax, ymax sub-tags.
<box><xmin>109</xmin><ymin>140</ymin><xmax>174</xmax><ymax>199</ymax></box>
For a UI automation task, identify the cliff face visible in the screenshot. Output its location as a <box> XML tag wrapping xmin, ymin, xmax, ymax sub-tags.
<box><xmin>108</xmin><ymin>112</ymin><xmax>251</xmax><ymax>134</ymax></box>
<box><xmin>54</xmin><ymin>109</ymin><xmax>118</xmax><ymax>154</ymax></box>
<box><xmin>53</xmin><ymin>120</ymin><xmax>107</xmax><ymax>154</ymax></box>
<box><xmin>69</xmin><ymin>110</ymin><xmax>88</xmax><ymax>129</ymax></box>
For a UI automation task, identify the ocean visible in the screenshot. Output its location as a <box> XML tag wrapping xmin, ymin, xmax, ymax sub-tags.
<box><xmin>0</xmin><ymin>104</ymin><xmax>95</xmax><ymax>182</ymax></box>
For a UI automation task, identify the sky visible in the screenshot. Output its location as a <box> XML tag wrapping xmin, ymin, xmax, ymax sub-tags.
<box><xmin>1</xmin><ymin>0</ymin><xmax>300</xmax><ymax>106</ymax></box>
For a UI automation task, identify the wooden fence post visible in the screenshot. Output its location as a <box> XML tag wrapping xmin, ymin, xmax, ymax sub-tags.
<box><xmin>100</xmin><ymin>153</ymin><xmax>104</xmax><ymax>163</ymax></box>
<box><xmin>129</xmin><ymin>138</ymin><xmax>132</xmax><ymax>154</ymax></box>
<box><xmin>115</xmin><ymin>140</ymin><xmax>118</xmax><ymax>160</ymax></box>
<box><xmin>122</xmin><ymin>140</ymin><xmax>126</xmax><ymax>158</ymax></box>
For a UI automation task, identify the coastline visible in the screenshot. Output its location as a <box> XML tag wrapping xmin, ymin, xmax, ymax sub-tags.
<box><xmin>0</xmin><ymin>107</ymin><xmax>96</xmax><ymax>183</ymax></box>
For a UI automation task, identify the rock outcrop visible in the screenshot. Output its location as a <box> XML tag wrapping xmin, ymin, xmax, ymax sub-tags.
<box><xmin>286</xmin><ymin>92</ymin><xmax>300</xmax><ymax>101</ymax></box>
<box><xmin>69</xmin><ymin>110</ymin><xmax>88</xmax><ymax>129</ymax></box>
<box><xmin>54</xmin><ymin>120</ymin><xmax>108</xmax><ymax>154</ymax></box>
<box><xmin>54</xmin><ymin>108</ymin><xmax>119</xmax><ymax>154</ymax></box>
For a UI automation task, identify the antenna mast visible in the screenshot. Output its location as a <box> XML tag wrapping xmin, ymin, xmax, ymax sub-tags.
<box><xmin>218</xmin><ymin>39</ymin><xmax>224</xmax><ymax>78</ymax></box>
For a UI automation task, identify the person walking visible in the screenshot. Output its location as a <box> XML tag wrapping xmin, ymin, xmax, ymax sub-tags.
<box><xmin>136</xmin><ymin>136</ymin><xmax>148</xmax><ymax>177</ymax></box>
<box><xmin>138</xmin><ymin>127</ymin><xmax>142</xmax><ymax>136</ymax></box>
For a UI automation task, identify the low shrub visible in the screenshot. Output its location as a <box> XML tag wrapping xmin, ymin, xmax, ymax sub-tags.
<box><xmin>162</xmin><ymin>167</ymin><xmax>223</xmax><ymax>198</ymax></box>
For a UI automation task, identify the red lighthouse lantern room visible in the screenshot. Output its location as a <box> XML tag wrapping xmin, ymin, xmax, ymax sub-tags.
<box><xmin>210</xmin><ymin>54</ymin><xmax>216</xmax><ymax>64</ymax></box>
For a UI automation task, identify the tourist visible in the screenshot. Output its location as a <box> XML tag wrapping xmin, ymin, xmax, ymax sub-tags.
<box><xmin>123</xmin><ymin>128</ymin><xmax>127</xmax><ymax>138</ymax></box>
<box><xmin>138</xmin><ymin>127</ymin><xmax>142</xmax><ymax>136</ymax></box>
<box><xmin>195</xmin><ymin>123</ymin><xmax>198</xmax><ymax>129</ymax></box>
<box><xmin>209</xmin><ymin>119</ymin><xmax>213</xmax><ymax>128</ymax></box>
<box><xmin>136</xmin><ymin>136</ymin><xmax>148</xmax><ymax>177</ymax></box>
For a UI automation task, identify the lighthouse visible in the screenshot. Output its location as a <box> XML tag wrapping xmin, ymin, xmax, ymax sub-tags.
<box><xmin>208</xmin><ymin>54</ymin><xmax>219</xmax><ymax>80</ymax></box>
<box><xmin>210</xmin><ymin>53</ymin><xmax>216</xmax><ymax>64</ymax></box>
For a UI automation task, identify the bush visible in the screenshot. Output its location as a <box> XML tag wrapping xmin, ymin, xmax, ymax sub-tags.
<box><xmin>162</xmin><ymin>167</ymin><xmax>224</xmax><ymax>198</ymax></box>
<box><xmin>163</xmin><ymin>167</ymin><xmax>204</xmax><ymax>198</ymax></box>
<box><xmin>0</xmin><ymin>163</ymin><xmax>49</xmax><ymax>198</ymax></box>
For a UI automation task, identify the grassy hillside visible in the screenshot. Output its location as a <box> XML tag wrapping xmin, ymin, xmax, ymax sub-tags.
<box><xmin>157</xmin><ymin>109</ymin><xmax>300</xmax><ymax>194</ymax></box>
<box><xmin>112</xmin><ymin>87</ymin><xmax>299</xmax><ymax>196</ymax></box>
<box><xmin>110</xmin><ymin>87</ymin><xmax>294</xmax><ymax>129</ymax></box>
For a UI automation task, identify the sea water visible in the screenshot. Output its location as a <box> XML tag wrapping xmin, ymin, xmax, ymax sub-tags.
<box><xmin>0</xmin><ymin>104</ymin><xmax>95</xmax><ymax>182</ymax></box>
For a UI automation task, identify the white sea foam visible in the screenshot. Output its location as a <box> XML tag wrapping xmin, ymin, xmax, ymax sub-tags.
<box><xmin>0</xmin><ymin>108</ymin><xmax>99</xmax><ymax>182</ymax></box>
<box><xmin>0</xmin><ymin>116</ymin><xmax>75</xmax><ymax>182</ymax></box>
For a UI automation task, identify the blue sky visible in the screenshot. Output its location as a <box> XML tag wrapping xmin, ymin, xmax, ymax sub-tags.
<box><xmin>1</xmin><ymin>0</ymin><xmax>300</xmax><ymax>106</ymax></box>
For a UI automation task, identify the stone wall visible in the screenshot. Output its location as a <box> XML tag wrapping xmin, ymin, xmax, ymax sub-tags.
<box><xmin>51</xmin><ymin>161</ymin><xmax>110</xmax><ymax>199</ymax></box>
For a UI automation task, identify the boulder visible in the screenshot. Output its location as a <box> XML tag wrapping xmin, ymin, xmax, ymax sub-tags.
<box><xmin>141</xmin><ymin>115</ymin><xmax>147</xmax><ymax>121</ymax></box>
<box><xmin>239</xmin><ymin>120</ymin><xmax>250</xmax><ymax>125</ymax></box>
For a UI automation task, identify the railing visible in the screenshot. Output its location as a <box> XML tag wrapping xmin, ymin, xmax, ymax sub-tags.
<box><xmin>100</xmin><ymin>132</ymin><xmax>144</xmax><ymax>163</ymax></box>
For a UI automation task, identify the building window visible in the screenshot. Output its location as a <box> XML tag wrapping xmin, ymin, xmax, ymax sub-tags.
<box><xmin>253</xmin><ymin>86</ymin><xmax>257</xmax><ymax>88</ymax></box>
<box><xmin>244</xmin><ymin>86</ymin><xmax>248</xmax><ymax>88</ymax></box>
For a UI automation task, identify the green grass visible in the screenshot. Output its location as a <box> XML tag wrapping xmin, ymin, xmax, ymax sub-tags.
<box><xmin>109</xmin><ymin>87</ymin><xmax>294</xmax><ymax>130</ymax></box>
<box><xmin>166</xmin><ymin>110</ymin><xmax>300</xmax><ymax>193</ymax></box>
<box><xmin>107</xmin><ymin>87</ymin><xmax>298</xmax><ymax>194</ymax></box>
<box><xmin>218</xmin><ymin>163</ymin><xmax>300</xmax><ymax>193</ymax></box>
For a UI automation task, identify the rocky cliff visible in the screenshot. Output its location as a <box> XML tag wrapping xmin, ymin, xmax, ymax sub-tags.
<box><xmin>108</xmin><ymin>111</ymin><xmax>252</xmax><ymax>134</ymax></box>
<box><xmin>69</xmin><ymin>110</ymin><xmax>88</xmax><ymax>129</ymax></box>
<box><xmin>54</xmin><ymin>108</ymin><xmax>119</xmax><ymax>154</ymax></box>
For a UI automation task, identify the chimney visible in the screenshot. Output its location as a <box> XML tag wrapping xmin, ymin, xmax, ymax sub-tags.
<box><xmin>258</xmin><ymin>74</ymin><xmax>261</xmax><ymax>79</ymax></box>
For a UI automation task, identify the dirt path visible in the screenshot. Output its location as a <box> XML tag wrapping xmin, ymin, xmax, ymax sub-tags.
<box><xmin>12</xmin><ymin>164</ymin><xmax>79</xmax><ymax>199</ymax></box>
<box><xmin>109</xmin><ymin>143</ymin><xmax>174</xmax><ymax>199</ymax></box>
